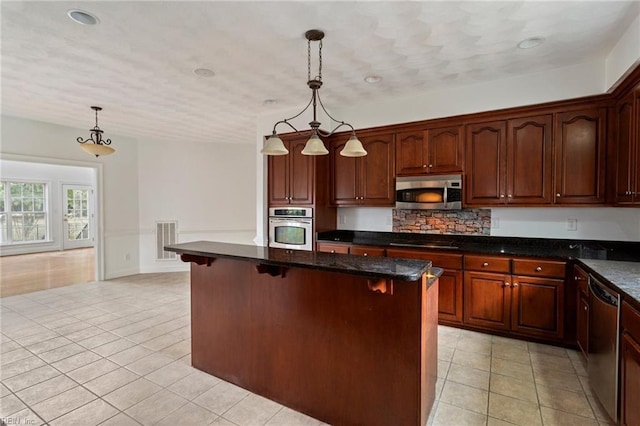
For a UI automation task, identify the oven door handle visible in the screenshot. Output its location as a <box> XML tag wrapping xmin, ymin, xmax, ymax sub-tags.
<box><xmin>270</xmin><ymin>218</ymin><xmax>312</xmax><ymax>224</ymax></box>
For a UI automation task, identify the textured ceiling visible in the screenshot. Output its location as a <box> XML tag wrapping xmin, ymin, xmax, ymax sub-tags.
<box><xmin>2</xmin><ymin>1</ymin><xmax>638</xmax><ymax>146</ymax></box>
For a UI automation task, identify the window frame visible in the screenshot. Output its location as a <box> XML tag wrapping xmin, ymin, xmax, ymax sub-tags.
<box><xmin>0</xmin><ymin>179</ymin><xmax>52</xmax><ymax>246</ymax></box>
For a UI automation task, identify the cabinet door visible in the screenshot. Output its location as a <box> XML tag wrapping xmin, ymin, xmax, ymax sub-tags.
<box><xmin>463</xmin><ymin>271</ymin><xmax>511</xmax><ymax>331</ymax></box>
<box><xmin>577</xmin><ymin>293</ymin><xmax>589</xmax><ymax>359</ymax></box>
<box><xmin>614</xmin><ymin>94</ymin><xmax>635</xmax><ymax>204</ymax></box>
<box><xmin>396</xmin><ymin>131</ymin><xmax>427</xmax><ymax>176</ymax></box>
<box><xmin>621</xmin><ymin>332</ymin><xmax>640</xmax><ymax>426</ymax></box>
<box><xmin>289</xmin><ymin>138</ymin><xmax>314</xmax><ymax>205</ymax></box>
<box><xmin>554</xmin><ymin>108</ymin><xmax>607</xmax><ymax>204</ymax></box>
<box><xmin>438</xmin><ymin>269</ymin><xmax>463</xmax><ymax>324</ymax></box>
<box><xmin>330</xmin><ymin>140</ymin><xmax>359</xmax><ymax>206</ymax></box>
<box><xmin>360</xmin><ymin>134</ymin><xmax>395</xmax><ymax>206</ymax></box>
<box><xmin>465</xmin><ymin>121</ymin><xmax>507</xmax><ymax>205</ymax></box>
<box><xmin>507</xmin><ymin>115</ymin><xmax>553</xmax><ymax>204</ymax></box>
<box><xmin>511</xmin><ymin>276</ymin><xmax>564</xmax><ymax>339</ymax></box>
<box><xmin>427</xmin><ymin>126</ymin><xmax>463</xmax><ymax>174</ymax></box>
<box><xmin>634</xmin><ymin>90</ymin><xmax>640</xmax><ymax>204</ymax></box>
<box><xmin>268</xmin><ymin>141</ymin><xmax>290</xmax><ymax>205</ymax></box>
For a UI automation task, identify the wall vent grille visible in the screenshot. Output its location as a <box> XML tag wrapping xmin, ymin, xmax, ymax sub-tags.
<box><xmin>156</xmin><ymin>221</ymin><xmax>178</xmax><ymax>260</ymax></box>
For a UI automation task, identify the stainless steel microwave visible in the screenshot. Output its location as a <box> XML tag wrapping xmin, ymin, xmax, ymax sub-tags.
<box><xmin>395</xmin><ymin>175</ymin><xmax>462</xmax><ymax>210</ymax></box>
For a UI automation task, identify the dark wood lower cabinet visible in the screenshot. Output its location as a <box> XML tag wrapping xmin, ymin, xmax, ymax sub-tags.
<box><xmin>511</xmin><ymin>276</ymin><xmax>564</xmax><ymax>339</ymax></box>
<box><xmin>463</xmin><ymin>271</ymin><xmax>511</xmax><ymax>331</ymax></box>
<box><xmin>621</xmin><ymin>332</ymin><xmax>640</xmax><ymax>426</ymax></box>
<box><xmin>437</xmin><ymin>269</ymin><xmax>463</xmax><ymax>324</ymax></box>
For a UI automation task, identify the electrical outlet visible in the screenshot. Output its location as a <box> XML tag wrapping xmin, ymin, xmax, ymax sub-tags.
<box><xmin>125</xmin><ymin>253</ymin><xmax>131</xmax><ymax>261</ymax></box>
<box><xmin>567</xmin><ymin>219</ymin><xmax>578</xmax><ymax>231</ymax></box>
<box><xmin>339</xmin><ymin>215</ymin><xmax>346</xmax><ymax>225</ymax></box>
<box><xmin>492</xmin><ymin>218</ymin><xmax>500</xmax><ymax>229</ymax></box>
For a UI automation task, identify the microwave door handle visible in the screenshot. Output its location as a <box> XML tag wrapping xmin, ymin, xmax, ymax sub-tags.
<box><xmin>443</xmin><ymin>185</ymin><xmax>448</xmax><ymax>208</ymax></box>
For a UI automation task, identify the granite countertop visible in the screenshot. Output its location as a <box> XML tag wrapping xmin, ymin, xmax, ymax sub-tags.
<box><xmin>317</xmin><ymin>230</ymin><xmax>640</xmax><ymax>262</ymax></box>
<box><xmin>577</xmin><ymin>259</ymin><xmax>640</xmax><ymax>308</ymax></box>
<box><xmin>165</xmin><ymin>241</ymin><xmax>440</xmax><ymax>283</ymax></box>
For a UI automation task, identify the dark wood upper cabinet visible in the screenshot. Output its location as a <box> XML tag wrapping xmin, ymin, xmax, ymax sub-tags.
<box><xmin>331</xmin><ymin>133</ymin><xmax>395</xmax><ymax>206</ymax></box>
<box><xmin>614</xmin><ymin>89</ymin><xmax>640</xmax><ymax>205</ymax></box>
<box><xmin>465</xmin><ymin>121</ymin><xmax>507</xmax><ymax>205</ymax></box>
<box><xmin>466</xmin><ymin>115</ymin><xmax>552</xmax><ymax>206</ymax></box>
<box><xmin>396</xmin><ymin>126</ymin><xmax>463</xmax><ymax>176</ymax></box>
<box><xmin>554</xmin><ymin>108</ymin><xmax>607</xmax><ymax>204</ymax></box>
<box><xmin>268</xmin><ymin>136</ymin><xmax>314</xmax><ymax>206</ymax></box>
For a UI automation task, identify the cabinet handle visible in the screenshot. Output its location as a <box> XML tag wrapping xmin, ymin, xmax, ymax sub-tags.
<box><xmin>330</xmin><ymin>250</ymin><xmax>336</xmax><ymax>254</ymax></box>
<box><xmin>556</xmin><ymin>193</ymin><xmax>561</xmax><ymax>197</ymax></box>
<box><xmin>535</xmin><ymin>266</ymin><xmax>542</xmax><ymax>272</ymax></box>
<box><xmin>584</xmin><ymin>306</ymin><xmax>588</xmax><ymax>311</ymax></box>
<box><xmin>428</xmin><ymin>164</ymin><xmax>433</xmax><ymax>168</ymax></box>
<box><xmin>482</xmin><ymin>262</ymin><xmax>489</xmax><ymax>267</ymax></box>
<box><xmin>423</xmin><ymin>165</ymin><xmax>427</xmax><ymax>168</ymax></box>
<box><xmin>504</xmin><ymin>282</ymin><xmax>510</xmax><ymax>288</ymax></box>
<box><xmin>500</xmin><ymin>194</ymin><xmax>505</xmax><ymax>198</ymax></box>
<box><xmin>513</xmin><ymin>282</ymin><xmax>519</xmax><ymax>288</ymax></box>
<box><xmin>363</xmin><ymin>253</ymin><xmax>368</xmax><ymax>257</ymax></box>
<box><xmin>508</xmin><ymin>194</ymin><xmax>512</xmax><ymax>198</ymax></box>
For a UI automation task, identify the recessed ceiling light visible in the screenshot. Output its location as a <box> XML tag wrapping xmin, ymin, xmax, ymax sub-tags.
<box><xmin>193</xmin><ymin>68</ymin><xmax>215</xmax><ymax>77</ymax></box>
<box><xmin>263</xmin><ymin>99</ymin><xmax>278</xmax><ymax>106</ymax></box>
<box><xmin>67</xmin><ymin>9</ymin><xmax>99</xmax><ymax>25</ymax></box>
<box><xmin>517</xmin><ymin>37</ymin><xmax>545</xmax><ymax>49</ymax></box>
<box><xmin>364</xmin><ymin>75</ymin><xmax>382</xmax><ymax>84</ymax></box>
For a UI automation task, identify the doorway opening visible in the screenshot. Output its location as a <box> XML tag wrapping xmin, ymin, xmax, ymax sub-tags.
<box><xmin>0</xmin><ymin>158</ymin><xmax>101</xmax><ymax>296</ymax></box>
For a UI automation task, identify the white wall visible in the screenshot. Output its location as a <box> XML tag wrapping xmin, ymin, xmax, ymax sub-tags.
<box><xmin>606</xmin><ymin>13</ymin><xmax>640</xmax><ymax>90</ymax></box>
<box><xmin>0</xmin><ymin>160</ymin><xmax>94</xmax><ymax>256</ymax></box>
<box><xmin>138</xmin><ymin>139</ymin><xmax>256</xmax><ymax>273</ymax></box>
<box><xmin>1</xmin><ymin>115</ymin><xmax>140</xmax><ymax>279</ymax></box>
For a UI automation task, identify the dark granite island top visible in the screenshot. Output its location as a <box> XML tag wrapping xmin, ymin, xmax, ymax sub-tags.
<box><xmin>165</xmin><ymin>240</ymin><xmax>438</xmax><ymax>283</ymax></box>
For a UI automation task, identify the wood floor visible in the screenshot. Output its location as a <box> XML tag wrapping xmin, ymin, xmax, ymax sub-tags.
<box><xmin>0</xmin><ymin>248</ymin><xmax>95</xmax><ymax>297</ymax></box>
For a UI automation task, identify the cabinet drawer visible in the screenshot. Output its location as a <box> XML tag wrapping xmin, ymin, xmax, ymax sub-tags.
<box><xmin>512</xmin><ymin>259</ymin><xmax>566</xmax><ymax>278</ymax></box>
<box><xmin>622</xmin><ymin>301</ymin><xmax>640</xmax><ymax>340</ymax></box>
<box><xmin>316</xmin><ymin>242</ymin><xmax>350</xmax><ymax>254</ymax></box>
<box><xmin>350</xmin><ymin>245</ymin><xmax>386</xmax><ymax>257</ymax></box>
<box><xmin>386</xmin><ymin>248</ymin><xmax>462</xmax><ymax>269</ymax></box>
<box><xmin>464</xmin><ymin>255</ymin><xmax>510</xmax><ymax>273</ymax></box>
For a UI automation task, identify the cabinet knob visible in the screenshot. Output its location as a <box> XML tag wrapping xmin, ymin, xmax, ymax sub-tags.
<box><xmin>423</xmin><ymin>165</ymin><xmax>427</xmax><ymax>168</ymax></box>
<box><xmin>508</xmin><ymin>194</ymin><xmax>512</xmax><ymax>198</ymax></box>
<box><xmin>513</xmin><ymin>282</ymin><xmax>519</xmax><ymax>288</ymax></box>
<box><xmin>504</xmin><ymin>282</ymin><xmax>510</xmax><ymax>288</ymax></box>
<box><xmin>500</xmin><ymin>194</ymin><xmax>505</xmax><ymax>198</ymax></box>
<box><xmin>556</xmin><ymin>193</ymin><xmax>561</xmax><ymax>197</ymax></box>
<box><xmin>584</xmin><ymin>306</ymin><xmax>588</xmax><ymax>311</ymax></box>
<box><xmin>482</xmin><ymin>262</ymin><xmax>489</xmax><ymax>267</ymax></box>
<box><xmin>428</xmin><ymin>164</ymin><xmax>433</xmax><ymax>168</ymax></box>
<box><xmin>535</xmin><ymin>266</ymin><xmax>543</xmax><ymax>272</ymax></box>
<box><xmin>330</xmin><ymin>250</ymin><xmax>336</xmax><ymax>254</ymax></box>
<box><xmin>363</xmin><ymin>253</ymin><xmax>368</xmax><ymax>257</ymax></box>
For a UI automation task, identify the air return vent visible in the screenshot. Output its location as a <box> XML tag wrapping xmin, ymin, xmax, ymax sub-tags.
<box><xmin>156</xmin><ymin>221</ymin><xmax>177</xmax><ymax>260</ymax></box>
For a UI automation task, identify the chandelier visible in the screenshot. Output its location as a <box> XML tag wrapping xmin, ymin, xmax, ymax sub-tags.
<box><xmin>261</xmin><ymin>30</ymin><xmax>367</xmax><ymax>157</ymax></box>
<box><xmin>77</xmin><ymin>106</ymin><xmax>115</xmax><ymax>157</ymax></box>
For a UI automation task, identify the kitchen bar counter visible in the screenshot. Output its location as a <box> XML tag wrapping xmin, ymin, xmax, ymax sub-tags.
<box><xmin>165</xmin><ymin>240</ymin><xmax>435</xmax><ymax>281</ymax></box>
<box><xmin>166</xmin><ymin>241</ymin><xmax>441</xmax><ymax>426</ymax></box>
<box><xmin>578</xmin><ymin>259</ymin><xmax>640</xmax><ymax>309</ymax></box>
<box><xmin>318</xmin><ymin>230</ymin><xmax>640</xmax><ymax>262</ymax></box>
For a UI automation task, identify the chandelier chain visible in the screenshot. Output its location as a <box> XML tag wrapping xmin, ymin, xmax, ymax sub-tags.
<box><xmin>318</xmin><ymin>40</ymin><xmax>322</xmax><ymax>80</ymax></box>
<box><xmin>307</xmin><ymin>39</ymin><xmax>311</xmax><ymax>82</ymax></box>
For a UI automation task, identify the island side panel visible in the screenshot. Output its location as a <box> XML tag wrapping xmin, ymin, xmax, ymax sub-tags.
<box><xmin>422</xmin><ymin>274</ymin><xmax>438</xmax><ymax>425</ymax></box>
<box><xmin>189</xmin><ymin>257</ymin><xmax>436</xmax><ymax>426</ymax></box>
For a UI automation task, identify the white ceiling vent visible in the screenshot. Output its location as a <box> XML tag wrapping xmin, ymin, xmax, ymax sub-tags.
<box><xmin>156</xmin><ymin>221</ymin><xmax>178</xmax><ymax>260</ymax></box>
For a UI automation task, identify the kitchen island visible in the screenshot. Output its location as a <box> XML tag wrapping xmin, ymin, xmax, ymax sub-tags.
<box><xmin>165</xmin><ymin>241</ymin><xmax>442</xmax><ymax>426</ymax></box>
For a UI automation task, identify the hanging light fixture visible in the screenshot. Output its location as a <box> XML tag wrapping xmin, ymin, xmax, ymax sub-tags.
<box><xmin>261</xmin><ymin>29</ymin><xmax>367</xmax><ymax>157</ymax></box>
<box><xmin>77</xmin><ymin>106</ymin><xmax>115</xmax><ymax>157</ymax></box>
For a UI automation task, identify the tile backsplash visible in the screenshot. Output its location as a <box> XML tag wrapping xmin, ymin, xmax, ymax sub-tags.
<box><xmin>393</xmin><ymin>209</ymin><xmax>491</xmax><ymax>235</ymax></box>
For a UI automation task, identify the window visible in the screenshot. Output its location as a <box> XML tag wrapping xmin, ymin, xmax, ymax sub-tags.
<box><xmin>0</xmin><ymin>181</ymin><xmax>48</xmax><ymax>244</ymax></box>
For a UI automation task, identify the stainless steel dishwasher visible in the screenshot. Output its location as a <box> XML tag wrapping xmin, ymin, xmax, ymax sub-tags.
<box><xmin>588</xmin><ymin>275</ymin><xmax>620</xmax><ymax>423</ymax></box>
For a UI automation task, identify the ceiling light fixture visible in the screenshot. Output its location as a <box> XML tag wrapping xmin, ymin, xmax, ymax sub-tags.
<box><xmin>364</xmin><ymin>75</ymin><xmax>382</xmax><ymax>84</ymax></box>
<box><xmin>517</xmin><ymin>37</ymin><xmax>545</xmax><ymax>49</ymax></box>
<box><xmin>77</xmin><ymin>106</ymin><xmax>115</xmax><ymax>157</ymax></box>
<box><xmin>261</xmin><ymin>29</ymin><xmax>366</xmax><ymax>157</ymax></box>
<box><xmin>67</xmin><ymin>9</ymin><xmax>99</xmax><ymax>25</ymax></box>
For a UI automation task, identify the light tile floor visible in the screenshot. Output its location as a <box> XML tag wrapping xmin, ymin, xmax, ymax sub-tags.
<box><xmin>0</xmin><ymin>272</ymin><xmax>614</xmax><ymax>426</ymax></box>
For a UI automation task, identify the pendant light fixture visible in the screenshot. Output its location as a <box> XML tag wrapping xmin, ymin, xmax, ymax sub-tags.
<box><xmin>261</xmin><ymin>30</ymin><xmax>367</xmax><ymax>157</ymax></box>
<box><xmin>77</xmin><ymin>106</ymin><xmax>115</xmax><ymax>157</ymax></box>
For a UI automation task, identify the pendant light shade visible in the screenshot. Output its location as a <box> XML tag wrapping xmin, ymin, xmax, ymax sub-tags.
<box><xmin>261</xmin><ymin>133</ymin><xmax>289</xmax><ymax>155</ymax></box>
<box><xmin>301</xmin><ymin>133</ymin><xmax>329</xmax><ymax>155</ymax></box>
<box><xmin>76</xmin><ymin>106</ymin><xmax>115</xmax><ymax>157</ymax></box>
<box><xmin>340</xmin><ymin>135</ymin><xmax>367</xmax><ymax>157</ymax></box>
